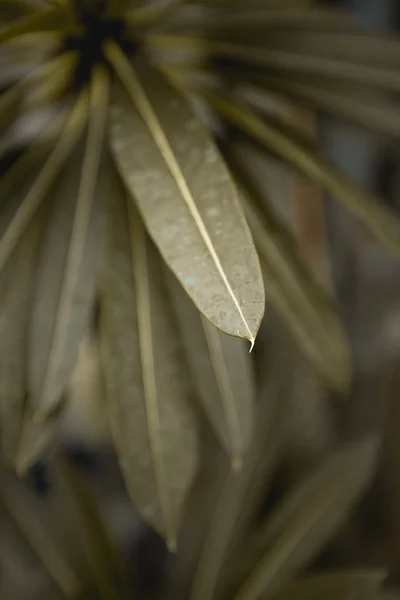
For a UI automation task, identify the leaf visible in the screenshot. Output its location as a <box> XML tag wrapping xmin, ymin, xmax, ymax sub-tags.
<box><xmin>15</xmin><ymin>405</ymin><xmax>62</xmax><ymax>475</ymax></box>
<box><xmin>0</xmin><ymin>7</ymin><xmax>65</xmax><ymax>46</ymax></box>
<box><xmin>232</xmin><ymin>437</ymin><xmax>378</xmax><ymax>600</ymax></box>
<box><xmin>100</xmin><ymin>182</ymin><xmax>198</xmax><ymax>549</ymax></box>
<box><xmin>165</xmin><ymin>267</ymin><xmax>255</xmax><ymax>463</ymax></box>
<box><xmin>188</xmin><ymin>316</ymin><xmax>292</xmax><ymax>600</ymax></box>
<box><xmin>200</xmin><ymin>92</ymin><xmax>400</xmax><ymax>261</ymax></box>
<box><xmin>28</xmin><ymin>67</ymin><xmax>109</xmax><ymax>416</ymax></box>
<box><xmin>0</xmin><ymin>209</ymin><xmax>44</xmax><ymax>464</ymax></box>
<box><xmin>106</xmin><ymin>42</ymin><xmax>264</xmax><ymax>344</ymax></box>
<box><xmin>0</xmin><ymin>92</ymin><xmax>89</xmax><ymax>277</ymax></box>
<box><xmin>224</xmin><ymin>142</ymin><xmax>350</xmax><ymax>391</ymax></box>
<box><xmin>241</xmin><ymin>77</ymin><xmax>400</xmax><ymax>138</ymax></box>
<box><xmin>268</xmin><ymin>570</ymin><xmax>386</xmax><ymax>600</ymax></box>
<box><xmin>0</xmin><ymin>466</ymin><xmax>82</xmax><ymax>598</ymax></box>
<box><xmin>53</xmin><ymin>452</ymin><xmax>128</xmax><ymax>600</ymax></box>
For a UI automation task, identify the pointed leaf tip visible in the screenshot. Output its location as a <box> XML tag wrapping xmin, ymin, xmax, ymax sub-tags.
<box><xmin>106</xmin><ymin>43</ymin><xmax>264</xmax><ymax>341</ymax></box>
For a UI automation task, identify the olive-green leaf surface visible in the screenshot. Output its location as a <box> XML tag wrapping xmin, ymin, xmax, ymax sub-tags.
<box><xmin>28</xmin><ymin>68</ymin><xmax>109</xmax><ymax>417</ymax></box>
<box><xmin>231</xmin><ymin>437</ymin><xmax>378</xmax><ymax>600</ymax></box>
<box><xmin>199</xmin><ymin>91</ymin><xmax>400</xmax><ymax>262</ymax></box>
<box><xmin>165</xmin><ymin>267</ymin><xmax>255</xmax><ymax>464</ymax></box>
<box><xmin>106</xmin><ymin>43</ymin><xmax>265</xmax><ymax>344</ymax></box>
<box><xmin>224</xmin><ymin>142</ymin><xmax>350</xmax><ymax>391</ymax></box>
<box><xmin>0</xmin><ymin>466</ymin><xmax>82</xmax><ymax>599</ymax></box>
<box><xmin>268</xmin><ymin>569</ymin><xmax>386</xmax><ymax>600</ymax></box>
<box><xmin>0</xmin><ymin>210</ymin><xmax>44</xmax><ymax>464</ymax></box>
<box><xmin>100</xmin><ymin>181</ymin><xmax>198</xmax><ymax>550</ymax></box>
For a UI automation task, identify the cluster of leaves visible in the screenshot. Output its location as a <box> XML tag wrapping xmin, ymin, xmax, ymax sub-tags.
<box><xmin>2</xmin><ymin>1</ymin><xmax>400</xmax><ymax>598</ymax></box>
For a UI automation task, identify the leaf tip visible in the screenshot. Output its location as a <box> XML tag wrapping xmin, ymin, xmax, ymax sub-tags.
<box><xmin>167</xmin><ymin>537</ymin><xmax>178</xmax><ymax>553</ymax></box>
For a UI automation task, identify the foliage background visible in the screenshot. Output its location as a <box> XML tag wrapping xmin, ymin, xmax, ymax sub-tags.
<box><xmin>2</xmin><ymin>0</ymin><xmax>400</xmax><ymax>599</ymax></box>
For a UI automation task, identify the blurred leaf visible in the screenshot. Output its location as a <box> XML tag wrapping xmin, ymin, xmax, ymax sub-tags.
<box><xmin>0</xmin><ymin>6</ymin><xmax>65</xmax><ymax>46</ymax></box>
<box><xmin>28</xmin><ymin>68</ymin><xmax>108</xmax><ymax>417</ymax></box>
<box><xmin>231</xmin><ymin>437</ymin><xmax>378</xmax><ymax>600</ymax></box>
<box><xmin>53</xmin><ymin>453</ymin><xmax>128</xmax><ymax>600</ymax></box>
<box><xmin>200</xmin><ymin>92</ymin><xmax>400</xmax><ymax>261</ymax></box>
<box><xmin>268</xmin><ymin>569</ymin><xmax>386</xmax><ymax>600</ymax></box>
<box><xmin>0</xmin><ymin>209</ymin><xmax>44</xmax><ymax>464</ymax></box>
<box><xmin>188</xmin><ymin>316</ymin><xmax>293</xmax><ymax>600</ymax></box>
<box><xmin>15</xmin><ymin>405</ymin><xmax>62</xmax><ymax>474</ymax></box>
<box><xmin>223</xmin><ymin>142</ymin><xmax>350</xmax><ymax>391</ymax></box>
<box><xmin>100</xmin><ymin>180</ymin><xmax>198</xmax><ymax>549</ymax></box>
<box><xmin>0</xmin><ymin>466</ymin><xmax>82</xmax><ymax>598</ymax></box>
<box><xmin>107</xmin><ymin>43</ymin><xmax>264</xmax><ymax>344</ymax></box>
<box><xmin>0</xmin><ymin>92</ymin><xmax>89</xmax><ymax>278</ymax></box>
<box><xmin>165</xmin><ymin>268</ymin><xmax>255</xmax><ymax>463</ymax></box>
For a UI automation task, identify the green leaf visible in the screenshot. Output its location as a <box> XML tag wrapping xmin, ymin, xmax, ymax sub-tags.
<box><xmin>165</xmin><ymin>267</ymin><xmax>255</xmax><ymax>463</ymax></box>
<box><xmin>0</xmin><ymin>210</ymin><xmax>44</xmax><ymax>464</ymax></box>
<box><xmin>100</xmin><ymin>183</ymin><xmax>198</xmax><ymax>550</ymax></box>
<box><xmin>225</xmin><ymin>142</ymin><xmax>350</xmax><ymax>391</ymax></box>
<box><xmin>200</xmin><ymin>92</ymin><xmax>400</xmax><ymax>261</ymax></box>
<box><xmin>268</xmin><ymin>570</ymin><xmax>386</xmax><ymax>600</ymax></box>
<box><xmin>0</xmin><ymin>92</ymin><xmax>89</xmax><ymax>278</ymax></box>
<box><xmin>232</xmin><ymin>437</ymin><xmax>378</xmax><ymax>600</ymax></box>
<box><xmin>106</xmin><ymin>42</ymin><xmax>264</xmax><ymax>344</ymax></box>
<box><xmin>28</xmin><ymin>67</ymin><xmax>109</xmax><ymax>417</ymax></box>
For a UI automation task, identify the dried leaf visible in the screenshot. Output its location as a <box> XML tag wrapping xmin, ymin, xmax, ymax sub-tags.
<box><xmin>165</xmin><ymin>267</ymin><xmax>255</xmax><ymax>463</ymax></box>
<box><xmin>232</xmin><ymin>437</ymin><xmax>378</xmax><ymax>600</ymax></box>
<box><xmin>100</xmin><ymin>181</ymin><xmax>198</xmax><ymax>549</ymax></box>
<box><xmin>28</xmin><ymin>68</ymin><xmax>108</xmax><ymax>416</ymax></box>
<box><xmin>107</xmin><ymin>43</ymin><xmax>264</xmax><ymax>344</ymax></box>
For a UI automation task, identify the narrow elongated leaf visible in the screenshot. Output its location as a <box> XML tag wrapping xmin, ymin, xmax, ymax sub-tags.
<box><xmin>268</xmin><ymin>570</ymin><xmax>386</xmax><ymax>600</ymax></box>
<box><xmin>100</xmin><ymin>183</ymin><xmax>198</xmax><ymax>549</ymax></box>
<box><xmin>240</xmin><ymin>77</ymin><xmax>400</xmax><ymax>138</ymax></box>
<box><xmin>152</xmin><ymin>36</ymin><xmax>400</xmax><ymax>92</ymax></box>
<box><xmin>15</xmin><ymin>406</ymin><xmax>62</xmax><ymax>474</ymax></box>
<box><xmin>106</xmin><ymin>43</ymin><xmax>264</xmax><ymax>344</ymax></box>
<box><xmin>198</xmin><ymin>92</ymin><xmax>400</xmax><ymax>261</ymax></box>
<box><xmin>165</xmin><ymin>267</ymin><xmax>255</xmax><ymax>463</ymax></box>
<box><xmin>0</xmin><ymin>210</ymin><xmax>44</xmax><ymax>464</ymax></box>
<box><xmin>0</xmin><ymin>7</ymin><xmax>65</xmax><ymax>46</ymax></box>
<box><xmin>188</xmin><ymin>317</ymin><xmax>292</xmax><ymax>600</ymax></box>
<box><xmin>28</xmin><ymin>67</ymin><xmax>109</xmax><ymax>416</ymax></box>
<box><xmin>232</xmin><ymin>437</ymin><xmax>378</xmax><ymax>600</ymax></box>
<box><xmin>53</xmin><ymin>453</ymin><xmax>127</xmax><ymax>600</ymax></box>
<box><xmin>0</xmin><ymin>93</ymin><xmax>89</xmax><ymax>276</ymax></box>
<box><xmin>223</xmin><ymin>143</ymin><xmax>350</xmax><ymax>391</ymax></box>
<box><xmin>0</xmin><ymin>467</ymin><xmax>82</xmax><ymax>598</ymax></box>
